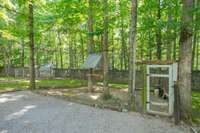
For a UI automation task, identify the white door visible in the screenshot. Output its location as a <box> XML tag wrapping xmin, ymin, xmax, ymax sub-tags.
<box><xmin>146</xmin><ymin>65</ymin><xmax>174</xmax><ymax>116</ymax></box>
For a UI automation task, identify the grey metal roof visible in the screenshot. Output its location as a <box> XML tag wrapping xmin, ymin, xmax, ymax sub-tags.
<box><xmin>39</xmin><ymin>64</ymin><xmax>55</xmax><ymax>71</ymax></box>
<box><xmin>81</xmin><ymin>53</ymin><xmax>102</xmax><ymax>69</ymax></box>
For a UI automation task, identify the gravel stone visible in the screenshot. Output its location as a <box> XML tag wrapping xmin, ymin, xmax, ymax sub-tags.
<box><xmin>0</xmin><ymin>91</ymin><xmax>190</xmax><ymax>133</ymax></box>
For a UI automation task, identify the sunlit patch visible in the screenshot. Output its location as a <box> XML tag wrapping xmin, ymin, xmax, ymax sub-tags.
<box><xmin>90</xmin><ymin>95</ymin><xmax>100</xmax><ymax>100</ymax></box>
<box><xmin>68</xmin><ymin>103</ymin><xmax>73</xmax><ymax>106</ymax></box>
<box><xmin>47</xmin><ymin>91</ymin><xmax>63</xmax><ymax>96</ymax></box>
<box><xmin>0</xmin><ymin>94</ymin><xmax>24</xmax><ymax>104</ymax></box>
<box><xmin>0</xmin><ymin>129</ymin><xmax>8</xmax><ymax>133</ymax></box>
<box><xmin>5</xmin><ymin>105</ymin><xmax>36</xmax><ymax>121</ymax></box>
<box><xmin>22</xmin><ymin>80</ymin><xmax>30</xmax><ymax>83</ymax></box>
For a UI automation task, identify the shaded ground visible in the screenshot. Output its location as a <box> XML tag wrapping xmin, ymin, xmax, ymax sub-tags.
<box><xmin>0</xmin><ymin>91</ymin><xmax>190</xmax><ymax>133</ymax></box>
<box><xmin>36</xmin><ymin>86</ymin><xmax>129</xmax><ymax>111</ymax></box>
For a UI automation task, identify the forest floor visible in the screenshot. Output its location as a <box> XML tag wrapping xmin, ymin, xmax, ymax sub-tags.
<box><xmin>0</xmin><ymin>91</ymin><xmax>191</xmax><ymax>133</ymax></box>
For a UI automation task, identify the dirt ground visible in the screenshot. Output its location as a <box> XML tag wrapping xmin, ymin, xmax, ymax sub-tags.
<box><xmin>36</xmin><ymin>86</ymin><xmax>130</xmax><ymax>111</ymax></box>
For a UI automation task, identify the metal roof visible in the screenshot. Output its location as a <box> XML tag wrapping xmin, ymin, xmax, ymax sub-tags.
<box><xmin>81</xmin><ymin>53</ymin><xmax>102</xmax><ymax>69</ymax></box>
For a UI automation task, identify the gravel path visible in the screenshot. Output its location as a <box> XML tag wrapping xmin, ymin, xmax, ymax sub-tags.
<box><xmin>0</xmin><ymin>91</ymin><xmax>190</xmax><ymax>133</ymax></box>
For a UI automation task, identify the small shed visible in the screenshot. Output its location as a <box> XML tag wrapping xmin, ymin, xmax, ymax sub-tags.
<box><xmin>14</xmin><ymin>67</ymin><xmax>30</xmax><ymax>78</ymax></box>
<box><xmin>81</xmin><ymin>53</ymin><xmax>102</xmax><ymax>91</ymax></box>
<box><xmin>39</xmin><ymin>64</ymin><xmax>55</xmax><ymax>78</ymax></box>
<box><xmin>81</xmin><ymin>53</ymin><xmax>102</xmax><ymax>69</ymax></box>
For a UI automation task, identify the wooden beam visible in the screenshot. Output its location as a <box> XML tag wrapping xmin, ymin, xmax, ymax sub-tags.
<box><xmin>136</xmin><ymin>60</ymin><xmax>177</xmax><ymax>65</ymax></box>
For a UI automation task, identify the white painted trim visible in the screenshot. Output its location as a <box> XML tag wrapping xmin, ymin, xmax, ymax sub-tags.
<box><xmin>148</xmin><ymin>65</ymin><xmax>171</xmax><ymax>68</ymax></box>
<box><xmin>148</xmin><ymin>74</ymin><xmax>169</xmax><ymax>78</ymax></box>
<box><xmin>146</xmin><ymin>64</ymin><xmax>176</xmax><ymax>116</ymax></box>
<box><xmin>151</xmin><ymin>101</ymin><xmax>168</xmax><ymax>106</ymax></box>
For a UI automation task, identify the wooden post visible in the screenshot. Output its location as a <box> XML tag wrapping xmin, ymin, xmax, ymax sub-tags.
<box><xmin>88</xmin><ymin>69</ymin><xmax>94</xmax><ymax>92</ymax></box>
<box><xmin>174</xmin><ymin>82</ymin><xmax>180</xmax><ymax>125</ymax></box>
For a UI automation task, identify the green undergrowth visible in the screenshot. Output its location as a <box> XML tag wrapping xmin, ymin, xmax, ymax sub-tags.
<box><xmin>37</xmin><ymin>79</ymin><xmax>87</xmax><ymax>89</ymax></box>
<box><xmin>0</xmin><ymin>77</ymin><xmax>87</xmax><ymax>91</ymax></box>
<box><xmin>109</xmin><ymin>83</ymin><xmax>128</xmax><ymax>89</ymax></box>
<box><xmin>192</xmin><ymin>91</ymin><xmax>200</xmax><ymax>124</ymax></box>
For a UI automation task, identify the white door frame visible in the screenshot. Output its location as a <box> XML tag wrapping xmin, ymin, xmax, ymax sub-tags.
<box><xmin>146</xmin><ymin>64</ymin><xmax>176</xmax><ymax>116</ymax></box>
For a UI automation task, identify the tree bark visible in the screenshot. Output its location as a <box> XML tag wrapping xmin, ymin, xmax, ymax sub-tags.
<box><xmin>148</xmin><ymin>31</ymin><xmax>152</xmax><ymax>61</ymax></box>
<box><xmin>57</xmin><ymin>32</ymin><xmax>63</xmax><ymax>69</ymax></box>
<box><xmin>102</xmin><ymin>0</ymin><xmax>110</xmax><ymax>98</ymax></box>
<box><xmin>192</xmin><ymin>0</ymin><xmax>199</xmax><ymax>70</ymax></box>
<box><xmin>111</xmin><ymin>30</ymin><xmax>115</xmax><ymax>70</ymax></box>
<box><xmin>192</xmin><ymin>30</ymin><xmax>197</xmax><ymax>70</ymax></box>
<box><xmin>73</xmin><ymin>34</ymin><xmax>78</xmax><ymax>68</ymax></box>
<box><xmin>80</xmin><ymin>32</ymin><xmax>85</xmax><ymax>63</ymax></box>
<box><xmin>28</xmin><ymin>0</ymin><xmax>36</xmax><ymax>89</ymax></box>
<box><xmin>69</xmin><ymin>36</ymin><xmax>73</xmax><ymax>69</ymax></box>
<box><xmin>21</xmin><ymin>39</ymin><xmax>25</xmax><ymax>67</ymax></box>
<box><xmin>178</xmin><ymin>0</ymin><xmax>193</xmax><ymax>120</ymax></box>
<box><xmin>120</xmin><ymin>15</ymin><xmax>126</xmax><ymax>70</ymax></box>
<box><xmin>88</xmin><ymin>0</ymin><xmax>94</xmax><ymax>54</ymax></box>
<box><xmin>167</xmin><ymin>12</ymin><xmax>172</xmax><ymax>61</ymax></box>
<box><xmin>156</xmin><ymin>0</ymin><xmax>162</xmax><ymax>60</ymax></box>
<box><xmin>128</xmin><ymin>0</ymin><xmax>137</xmax><ymax>110</ymax></box>
<box><xmin>36</xmin><ymin>39</ymin><xmax>41</xmax><ymax>67</ymax></box>
<box><xmin>173</xmin><ymin>32</ymin><xmax>177</xmax><ymax>61</ymax></box>
<box><xmin>87</xmin><ymin>0</ymin><xmax>94</xmax><ymax>92</ymax></box>
<box><xmin>196</xmin><ymin>34</ymin><xmax>199</xmax><ymax>70</ymax></box>
<box><xmin>69</xmin><ymin>35</ymin><xmax>74</xmax><ymax>69</ymax></box>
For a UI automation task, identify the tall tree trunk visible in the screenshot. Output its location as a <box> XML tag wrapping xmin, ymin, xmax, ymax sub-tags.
<box><xmin>192</xmin><ymin>30</ymin><xmax>197</xmax><ymax>69</ymax></box>
<box><xmin>148</xmin><ymin>32</ymin><xmax>152</xmax><ymax>61</ymax></box>
<box><xmin>119</xmin><ymin>12</ymin><xmax>123</xmax><ymax>70</ymax></box>
<box><xmin>21</xmin><ymin>39</ymin><xmax>25</xmax><ymax>67</ymax></box>
<box><xmin>58</xmin><ymin>32</ymin><xmax>63</xmax><ymax>69</ymax></box>
<box><xmin>29</xmin><ymin>0</ymin><xmax>36</xmax><ymax>89</ymax></box>
<box><xmin>102</xmin><ymin>0</ymin><xmax>110</xmax><ymax>98</ymax></box>
<box><xmin>173</xmin><ymin>32</ymin><xmax>177</xmax><ymax>61</ymax></box>
<box><xmin>69</xmin><ymin>36</ymin><xmax>73</xmax><ymax>69</ymax></box>
<box><xmin>192</xmin><ymin>0</ymin><xmax>199</xmax><ymax>70</ymax></box>
<box><xmin>80</xmin><ymin>32</ymin><xmax>85</xmax><ymax>63</ymax></box>
<box><xmin>55</xmin><ymin>50</ymin><xmax>58</xmax><ymax>68</ymax></box>
<box><xmin>140</xmin><ymin>45</ymin><xmax>144</xmax><ymax>61</ymax></box>
<box><xmin>73</xmin><ymin>34</ymin><xmax>78</xmax><ymax>68</ymax></box>
<box><xmin>156</xmin><ymin>0</ymin><xmax>162</xmax><ymax>60</ymax></box>
<box><xmin>196</xmin><ymin>35</ymin><xmax>199</xmax><ymax>70</ymax></box>
<box><xmin>167</xmin><ymin>12</ymin><xmax>172</xmax><ymax>61</ymax></box>
<box><xmin>36</xmin><ymin>39</ymin><xmax>41</xmax><ymax>67</ymax></box>
<box><xmin>120</xmin><ymin>16</ymin><xmax>126</xmax><ymax>70</ymax></box>
<box><xmin>88</xmin><ymin>0</ymin><xmax>94</xmax><ymax>92</ymax></box>
<box><xmin>111</xmin><ymin>30</ymin><xmax>115</xmax><ymax>70</ymax></box>
<box><xmin>179</xmin><ymin>0</ymin><xmax>193</xmax><ymax>120</ymax></box>
<box><xmin>88</xmin><ymin>0</ymin><xmax>94</xmax><ymax>54</ymax></box>
<box><xmin>128</xmin><ymin>0</ymin><xmax>137</xmax><ymax>110</ymax></box>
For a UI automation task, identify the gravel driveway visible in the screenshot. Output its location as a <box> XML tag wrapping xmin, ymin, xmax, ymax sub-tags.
<box><xmin>0</xmin><ymin>91</ymin><xmax>190</xmax><ymax>133</ymax></box>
